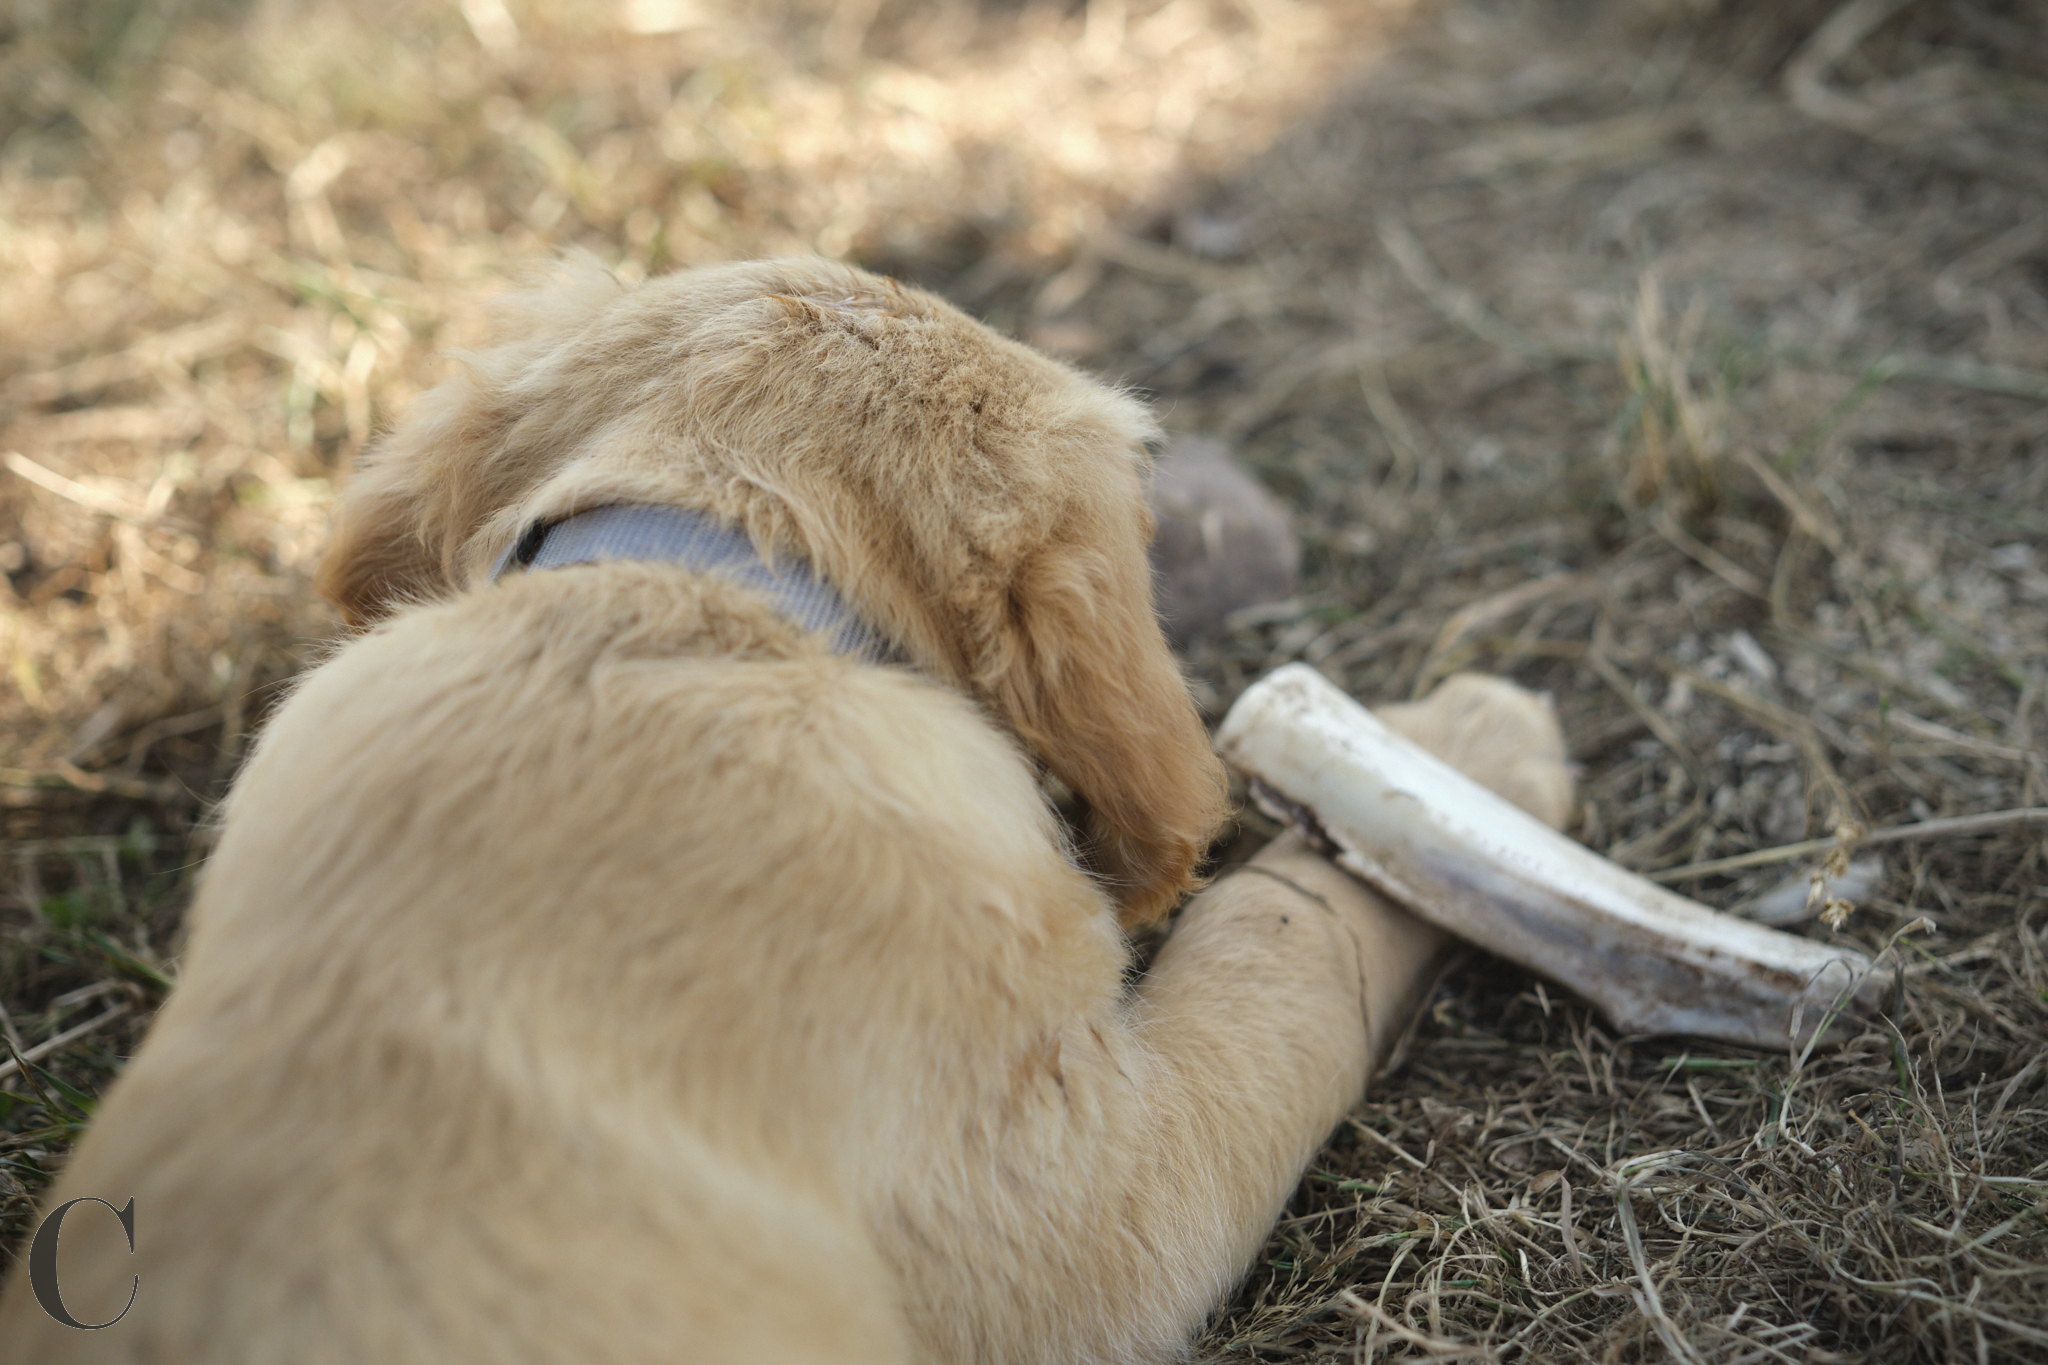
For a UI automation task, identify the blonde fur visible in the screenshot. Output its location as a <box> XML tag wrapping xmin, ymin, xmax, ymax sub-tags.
<box><xmin>0</xmin><ymin>259</ymin><xmax>1573</xmax><ymax>1364</ymax></box>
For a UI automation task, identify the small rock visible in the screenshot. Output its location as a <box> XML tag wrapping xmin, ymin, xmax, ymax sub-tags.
<box><xmin>1172</xmin><ymin>210</ymin><xmax>1251</xmax><ymax>260</ymax></box>
<box><xmin>1741</xmin><ymin>856</ymin><xmax>1885</xmax><ymax>926</ymax></box>
<box><xmin>1726</xmin><ymin>629</ymin><xmax>1777</xmax><ymax>686</ymax></box>
<box><xmin>1147</xmin><ymin>436</ymin><xmax>1299</xmax><ymax>651</ymax></box>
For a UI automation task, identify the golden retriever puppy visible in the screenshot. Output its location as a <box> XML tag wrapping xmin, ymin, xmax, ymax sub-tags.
<box><xmin>0</xmin><ymin>258</ymin><xmax>1571</xmax><ymax>1364</ymax></box>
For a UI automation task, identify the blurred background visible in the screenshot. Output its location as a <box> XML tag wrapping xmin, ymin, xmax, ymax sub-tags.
<box><xmin>2</xmin><ymin>1</ymin><xmax>2046</xmax><ymax>1359</ymax></box>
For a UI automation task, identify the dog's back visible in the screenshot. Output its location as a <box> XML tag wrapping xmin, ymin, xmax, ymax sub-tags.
<box><xmin>2</xmin><ymin>566</ymin><xmax>1035</xmax><ymax>1360</ymax></box>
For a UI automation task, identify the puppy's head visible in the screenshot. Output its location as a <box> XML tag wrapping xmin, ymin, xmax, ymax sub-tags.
<box><xmin>318</xmin><ymin>258</ymin><xmax>1227</xmax><ymax>925</ymax></box>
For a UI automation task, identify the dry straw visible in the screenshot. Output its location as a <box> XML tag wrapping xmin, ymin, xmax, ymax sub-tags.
<box><xmin>4</xmin><ymin>1</ymin><xmax>2047</xmax><ymax>1359</ymax></box>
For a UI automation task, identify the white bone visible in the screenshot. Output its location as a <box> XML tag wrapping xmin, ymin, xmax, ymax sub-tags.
<box><xmin>1214</xmin><ymin>664</ymin><xmax>1880</xmax><ymax>1049</ymax></box>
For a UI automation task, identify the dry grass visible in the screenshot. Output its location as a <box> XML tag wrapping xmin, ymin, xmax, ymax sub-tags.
<box><xmin>3</xmin><ymin>0</ymin><xmax>2046</xmax><ymax>1359</ymax></box>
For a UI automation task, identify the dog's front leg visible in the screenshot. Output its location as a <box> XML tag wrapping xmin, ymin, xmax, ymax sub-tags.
<box><xmin>1081</xmin><ymin>675</ymin><xmax>1573</xmax><ymax>1351</ymax></box>
<box><xmin>888</xmin><ymin>833</ymin><xmax>1438</xmax><ymax>1365</ymax></box>
<box><xmin>1110</xmin><ymin>829</ymin><xmax>1449</xmax><ymax>1342</ymax></box>
<box><xmin>888</xmin><ymin>676</ymin><xmax>1569</xmax><ymax>1365</ymax></box>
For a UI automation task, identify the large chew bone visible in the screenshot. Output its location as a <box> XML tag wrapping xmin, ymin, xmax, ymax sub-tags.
<box><xmin>1215</xmin><ymin>664</ymin><xmax>1881</xmax><ymax>1050</ymax></box>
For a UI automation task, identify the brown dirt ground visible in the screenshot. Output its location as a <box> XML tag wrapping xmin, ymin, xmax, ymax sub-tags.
<box><xmin>2</xmin><ymin>1</ymin><xmax>2045</xmax><ymax>1359</ymax></box>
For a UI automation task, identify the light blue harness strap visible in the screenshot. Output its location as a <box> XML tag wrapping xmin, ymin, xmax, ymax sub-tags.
<box><xmin>491</xmin><ymin>504</ymin><xmax>895</xmax><ymax>664</ymax></box>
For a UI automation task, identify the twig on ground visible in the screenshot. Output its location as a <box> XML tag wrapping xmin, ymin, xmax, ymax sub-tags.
<box><xmin>5</xmin><ymin>451</ymin><xmax>147</xmax><ymax>523</ymax></box>
<box><xmin>1651</xmin><ymin>808</ymin><xmax>2048</xmax><ymax>882</ymax></box>
<box><xmin>1377</xmin><ymin>215</ymin><xmax>1601</xmax><ymax>365</ymax></box>
<box><xmin>0</xmin><ymin>1002</ymin><xmax>134</xmax><ymax>1087</ymax></box>
<box><xmin>0</xmin><ymin>765</ymin><xmax>186</xmax><ymax>805</ymax></box>
<box><xmin>1784</xmin><ymin>0</ymin><xmax>1922</xmax><ymax>137</ymax></box>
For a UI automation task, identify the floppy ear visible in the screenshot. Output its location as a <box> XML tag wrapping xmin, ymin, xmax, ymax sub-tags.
<box><xmin>316</xmin><ymin>460</ymin><xmax>442</xmax><ymax>629</ymax></box>
<box><xmin>319</xmin><ymin>257</ymin><xmax>628</xmax><ymax>628</ymax></box>
<box><xmin>984</xmin><ymin>511</ymin><xmax>1230</xmax><ymax>929</ymax></box>
<box><xmin>314</xmin><ymin>376</ymin><xmax>487</xmax><ymax>628</ymax></box>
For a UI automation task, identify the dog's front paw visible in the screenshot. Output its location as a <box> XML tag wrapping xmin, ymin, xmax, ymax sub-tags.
<box><xmin>1373</xmin><ymin>674</ymin><xmax>1574</xmax><ymax>831</ymax></box>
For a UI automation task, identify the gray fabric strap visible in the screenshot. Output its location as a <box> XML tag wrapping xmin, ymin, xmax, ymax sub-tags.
<box><xmin>491</xmin><ymin>504</ymin><xmax>894</xmax><ymax>664</ymax></box>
